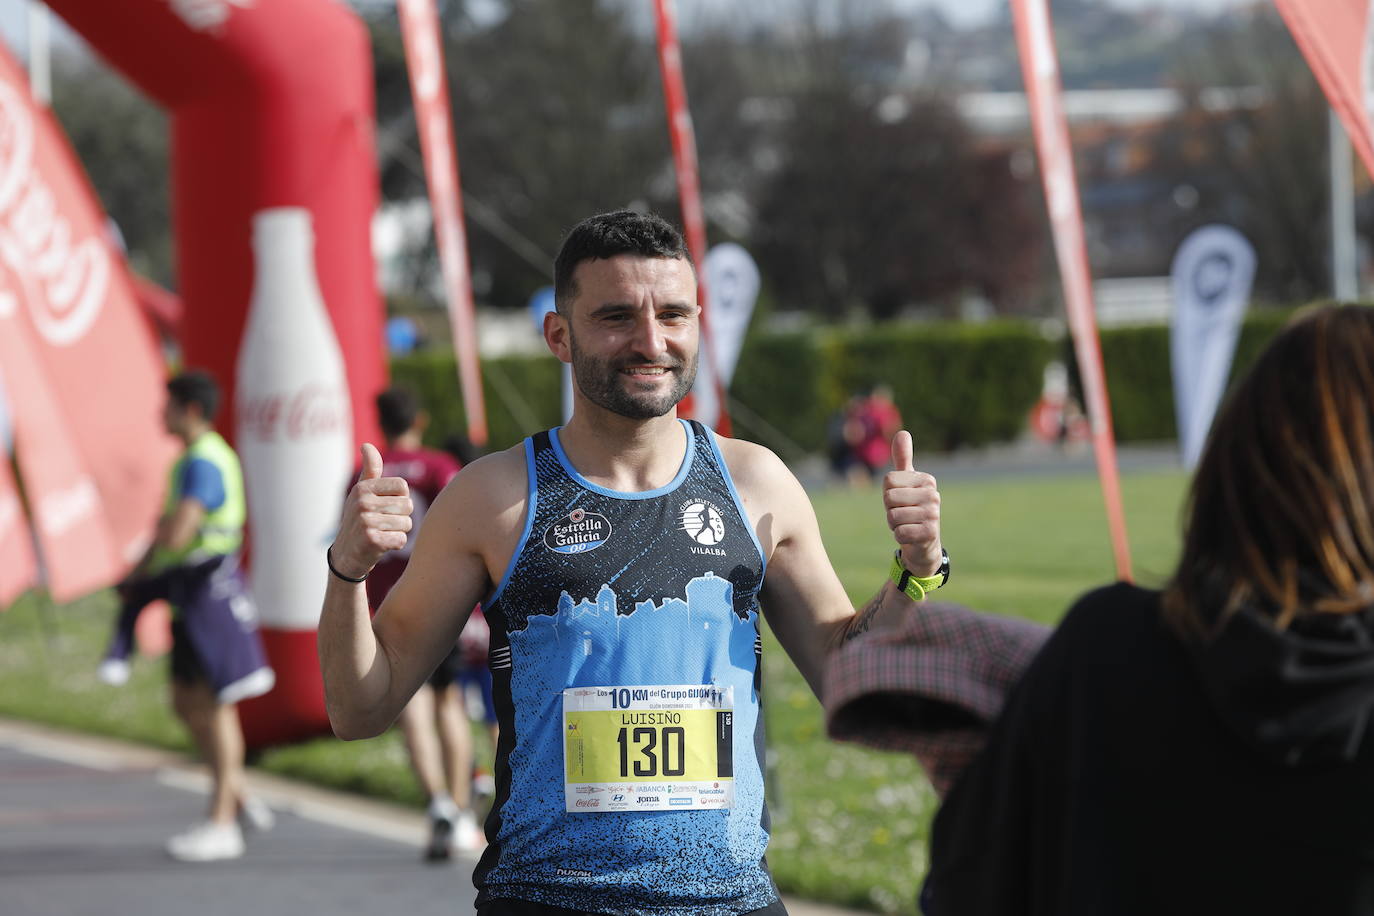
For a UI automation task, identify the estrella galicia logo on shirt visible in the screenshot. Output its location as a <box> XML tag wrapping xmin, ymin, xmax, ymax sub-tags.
<box><xmin>544</xmin><ymin>508</ymin><xmax>612</xmax><ymax>555</ymax></box>
<box><xmin>679</xmin><ymin>498</ymin><xmax>727</xmax><ymax>555</ymax></box>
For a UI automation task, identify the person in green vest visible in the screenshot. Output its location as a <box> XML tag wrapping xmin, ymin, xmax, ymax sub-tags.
<box><xmin>102</xmin><ymin>369</ymin><xmax>275</xmax><ymax>862</ymax></box>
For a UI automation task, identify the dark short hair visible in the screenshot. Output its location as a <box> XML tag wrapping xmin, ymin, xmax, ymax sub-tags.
<box><xmin>1164</xmin><ymin>304</ymin><xmax>1374</xmax><ymax>637</ymax></box>
<box><xmin>552</xmin><ymin>209</ymin><xmax>692</xmax><ymax>314</ymax></box>
<box><xmin>166</xmin><ymin>370</ymin><xmax>220</xmax><ymax>420</ymax></box>
<box><xmin>375</xmin><ymin>386</ymin><xmax>419</xmax><ymax>439</ymax></box>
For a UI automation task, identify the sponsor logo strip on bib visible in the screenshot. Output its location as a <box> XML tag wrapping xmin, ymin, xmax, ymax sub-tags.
<box><xmin>563</xmin><ymin>684</ymin><xmax>734</xmax><ymax>812</ymax></box>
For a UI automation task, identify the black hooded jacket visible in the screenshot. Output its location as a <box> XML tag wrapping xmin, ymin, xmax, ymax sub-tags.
<box><xmin>922</xmin><ymin>583</ymin><xmax>1374</xmax><ymax>916</ymax></box>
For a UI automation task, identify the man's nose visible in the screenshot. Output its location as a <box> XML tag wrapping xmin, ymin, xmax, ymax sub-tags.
<box><xmin>629</xmin><ymin>315</ymin><xmax>667</xmax><ymax>358</ymax></box>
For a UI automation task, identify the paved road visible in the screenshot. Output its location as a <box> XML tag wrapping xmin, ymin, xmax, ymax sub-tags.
<box><xmin>0</xmin><ymin>719</ymin><xmax>861</xmax><ymax>916</ymax></box>
<box><xmin>1</xmin><ymin>723</ymin><xmax>479</xmax><ymax>916</ymax></box>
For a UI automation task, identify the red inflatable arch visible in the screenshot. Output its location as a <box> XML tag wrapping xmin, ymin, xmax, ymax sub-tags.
<box><xmin>48</xmin><ymin>0</ymin><xmax>387</xmax><ymax>746</ymax></box>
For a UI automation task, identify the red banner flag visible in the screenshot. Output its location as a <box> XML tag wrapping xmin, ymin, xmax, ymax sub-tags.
<box><xmin>398</xmin><ymin>0</ymin><xmax>488</xmax><ymax>446</ymax></box>
<box><xmin>1011</xmin><ymin>0</ymin><xmax>1132</xmax><ymax>581</ymax></box>
<box><xmin>1273</xmin><ymin>0</ymin><xmax>1374</xmax><ymax>178</ymax></box>
<box><xmin>0</xmin><ymin>43</ymin><xmax>175</xmax><ymax>602</ymax></box>
<box><xmin>653</xmin><ymin>0</ymin><xmax>731</xmax><ymax>434</ymax></box>
<box><xmin>0</xmin><ymin>308</ymin><xmax>124</xmax><ymax>600</ymax></box>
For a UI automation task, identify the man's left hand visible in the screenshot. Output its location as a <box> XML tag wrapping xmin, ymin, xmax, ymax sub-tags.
<box><xmin>884</xmin><ymin>430</ymin><xmax>942</xmax><ymax>577</ymax></box>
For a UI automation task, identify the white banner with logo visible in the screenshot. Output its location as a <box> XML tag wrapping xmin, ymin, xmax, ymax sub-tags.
<box><xmin>1169</xmin><ymin>225</ymin><xmax>1256</xmax><ymax>469</ymax></box>
<box><xmin>702</xmin><ymin>243</ymin><xmax>760</xmax><ymax>388</ymax></box>
<box><xmin>687</xmin><ymin>244</ymin><xmax>760</xmax><ymax>430</ymax></box>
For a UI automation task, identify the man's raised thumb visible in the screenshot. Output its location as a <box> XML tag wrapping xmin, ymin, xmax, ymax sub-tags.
<box><xmin>359</xmin><ymin>443</ymin><xmax>383</xmax><ymax>481</ymax></box>
<box><xmin>891</xmin><ymin>430</ymin><xmax>915</xmax><ymax>474</ymax></box>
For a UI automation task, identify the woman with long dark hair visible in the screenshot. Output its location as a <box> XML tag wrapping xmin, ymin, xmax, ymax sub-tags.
<box><xmin>920</xmin><ymin>305</ymin><xmax>1374</xmax><ymax>914</ymax></box>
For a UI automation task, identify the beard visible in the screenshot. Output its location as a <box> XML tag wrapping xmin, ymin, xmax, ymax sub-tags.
<box><xmin>569</xmin><ymin>336</ymin><xmax>699</xmax><ymax>420</ymax></box>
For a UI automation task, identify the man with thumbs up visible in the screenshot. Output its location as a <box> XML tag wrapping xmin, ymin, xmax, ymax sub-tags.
<box><xmin>320</xmin><ymin>210</ymin><xmax>945</xmax><ymax>916</ymax></box>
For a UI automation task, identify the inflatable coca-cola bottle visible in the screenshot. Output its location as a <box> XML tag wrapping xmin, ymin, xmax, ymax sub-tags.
<box><xmin>235</xmin><ymin>207</ymin><xmax>353</xmax><ymax>734</ymax></box>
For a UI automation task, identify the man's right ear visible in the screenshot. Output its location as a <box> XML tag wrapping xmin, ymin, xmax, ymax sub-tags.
<box><xmin>544</xmin><ymin>309</ymin><xmax>572</xmax><ymax>364</ymax></box>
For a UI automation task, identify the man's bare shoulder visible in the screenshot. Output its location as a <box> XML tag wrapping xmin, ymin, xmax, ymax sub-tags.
<box><xmin>710</xmin><ymin>434</ymin><xmax>811</xmax><ymax>546</ymax></box>
<box><xmin>438</xmin><ymin>442</ymin><xmax>528</xmax><ymax>515</ymax></box>
<box><xmin>424</xmin><ymin>443</ymin><xmax>526</xmax><ymax>534</ymax></box>
<box><xmin>450</xmin><ymin>442</ymin><xmax>525</xmax><ymax>485</ymax></box>
<box><xmin>712</xmin><ymin>433</ymin><xmax>795</xmax><ymax>496</ymax></box>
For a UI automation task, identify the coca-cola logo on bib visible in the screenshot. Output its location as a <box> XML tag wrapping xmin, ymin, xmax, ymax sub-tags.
<box><xmin>237</xmin><ymin>382</ymin><xmax>350</xmax><ymax>442</ymax></box>
<box><xmin>0</xmin><ymin>81</ymin><xmax>110</xmax><ymax>348</ymax></box>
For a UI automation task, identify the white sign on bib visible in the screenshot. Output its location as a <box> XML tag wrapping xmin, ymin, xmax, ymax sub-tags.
<box><xmin>563</xmin><ymin>684</ymin><xmax>735</xmax><ymax>813</ymax></box>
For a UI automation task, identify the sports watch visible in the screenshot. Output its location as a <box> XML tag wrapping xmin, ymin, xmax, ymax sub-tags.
<box><xmin>890</xmin><ymin>547</ymin><xmax>950</xmax><ymax>602</ymax></box>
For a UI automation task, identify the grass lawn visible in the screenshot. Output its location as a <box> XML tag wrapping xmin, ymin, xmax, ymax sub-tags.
<box><xmin>0</xmin><ymin>463</ymin><xmax>1189</xmax><ymax>913</ymax></box>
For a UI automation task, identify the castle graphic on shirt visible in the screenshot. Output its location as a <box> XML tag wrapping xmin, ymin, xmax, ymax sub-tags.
<box><xmin>508</xmin><ymin>572</ymin><xmax>755</xmax><ymax>665</ymax></box>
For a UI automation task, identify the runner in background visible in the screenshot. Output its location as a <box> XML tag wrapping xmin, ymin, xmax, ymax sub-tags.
<box><xmin>103</xmin><ymin>370</ymin><xmax>276</xmax><ymax>862</ymax></box>
<box><xmin>367</xmin><ymin>387</ymin><xmax>482</xmax><ymax>859</ymax></box>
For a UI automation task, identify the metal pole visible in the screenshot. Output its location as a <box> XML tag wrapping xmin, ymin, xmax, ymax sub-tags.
<box><xmin>28</xmin><ymin>1</ymin><xmax>50</xmax><ymax>105</ymax></box>
<box><xmin>1330</xmin><ymin>107</ymin><xmax>1359</xmax><ymax>300</ymax></box>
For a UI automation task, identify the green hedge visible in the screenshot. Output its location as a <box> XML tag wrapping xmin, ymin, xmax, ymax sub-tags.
<box><xmin>817</xmin><ymin>322</ymin><xmax>1055</xmax><ymax>453</ymax></box>
<box><xmin>728</xmin><ymin>331</ymin><xmax>831</xmax><ymax>454</ymax></box>
<box><xmin>395</xmin><ymin>320</ymin><xmax>1055</xmax><ymax>457</ymax></box>
<box><xmin>391</xmin><ymin>350</ymin><xmax>563</xmax><ymax>453</ymax></box>
<box><xmin>1096</xmin><ymin>307</ymin><xmax>1298</xmax><ymax>442</ymax></box>
<box><xmin>392</xmin><ymin>309</ymin><xmax>1315</xmax><ymax>456</ymax></box>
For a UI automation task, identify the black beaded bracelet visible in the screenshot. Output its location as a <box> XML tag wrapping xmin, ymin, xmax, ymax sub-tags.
<box><xmin>326</xmin><ymin>546</ymin><xmax>369</xmax><ymax>583</ymax></box>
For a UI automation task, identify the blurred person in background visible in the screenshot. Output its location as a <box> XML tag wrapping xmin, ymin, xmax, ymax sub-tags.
<box><xmin>853</xmin><ymin>384</ymin><xmax>902</xmax><ymax>480</ymax></box>
<box><xmin>831</xmin><ymin>305</ymin><xmax>1374</xmax><ymax>915</ymax></box>
<box><xmin>102</xmin><ymin>369</ymin><xmax>275</xmax><ymax>862</ymax></box>
<box><xmin>824</xmin><ymin>393</ymin><xmax>865</xmax><ymax>485</ymax></box>
<box><xmin>366</xmin><ymin>386</ymin><xmax>484</xmax><ymax>859</ymax></box>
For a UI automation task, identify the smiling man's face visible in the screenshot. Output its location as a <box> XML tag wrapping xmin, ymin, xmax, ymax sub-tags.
<box><xmin>556</xmin><ymin>254</ymin><xmax>699</xmax><ymax>420</ymax></box>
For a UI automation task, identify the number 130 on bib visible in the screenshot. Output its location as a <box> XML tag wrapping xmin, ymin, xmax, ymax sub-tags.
<box><xmin>563</xmin><ymin>685</ymin><xmax>735</xmax><ymax>813</ymax></box>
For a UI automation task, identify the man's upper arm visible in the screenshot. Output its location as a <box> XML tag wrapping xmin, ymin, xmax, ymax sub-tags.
<box><xmin>721</xmin><ymin>439</ymin><xmax>854</xmax><ymax>695</ymax></box>
<box><xmin>371</xmin><ymin>448</ymin><xmax>526</xmax><ymax>698</ymax></box>
<box><xmin>179</xmin><ymin>457</ymin><xmax>226</xmax><ymax>511</ymax></box>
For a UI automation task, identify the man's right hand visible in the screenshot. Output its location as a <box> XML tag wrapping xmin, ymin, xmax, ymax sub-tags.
<box><xmin>330</xmin><ymin>443</ymin><xmax>413</xmax><ymax>580</ymax></box>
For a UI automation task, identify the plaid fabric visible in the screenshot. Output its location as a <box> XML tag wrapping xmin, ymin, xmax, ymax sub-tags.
<box><xmin>823</xmin><ymin>601</ymin><xmax>1050</xmax><ymax>796</ymax></box>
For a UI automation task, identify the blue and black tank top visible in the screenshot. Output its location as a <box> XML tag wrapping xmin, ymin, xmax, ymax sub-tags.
<box><xmin>474</xmin><ymin>419</ymin><xmax>777</xmax><ymax>915</ymax></box>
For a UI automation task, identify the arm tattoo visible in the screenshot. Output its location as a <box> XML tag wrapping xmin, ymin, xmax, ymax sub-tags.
<box><xmin>843</xmin><ymin>591</ymin><xmax>884</xmax><ymax>643</ymax></box>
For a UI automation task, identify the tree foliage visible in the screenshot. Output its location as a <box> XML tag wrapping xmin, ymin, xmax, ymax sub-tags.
<box><xmin>368</xmin><ymin>0</ymin><xmax>673</xmax><ymax>308</ymax></box>
<box><xmin>1165</xmin><ymin>9</ymin><xmax>1331</xmax><ymax>303</ymax></box>
<box><xmin>50</xmin><ymin>52</ymin><xmax>172</xmax><ymax>286</ymax></box>
<box><xmin>42</xmin><ymin>0</ymin><xmax>1314</xmax><ymax>320</ymax></box>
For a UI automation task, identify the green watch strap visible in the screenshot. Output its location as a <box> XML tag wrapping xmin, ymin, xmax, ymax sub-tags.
<box><xmin>890</xmin><ymin>549</ymin><xmax>946</xmax><ymax>602</ymax></box>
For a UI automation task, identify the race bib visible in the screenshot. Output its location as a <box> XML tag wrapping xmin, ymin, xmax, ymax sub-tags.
<box><xmin>563</xmin><ymin>684</ymin><xmax>735</xmax><ymax>813</ymax></box>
